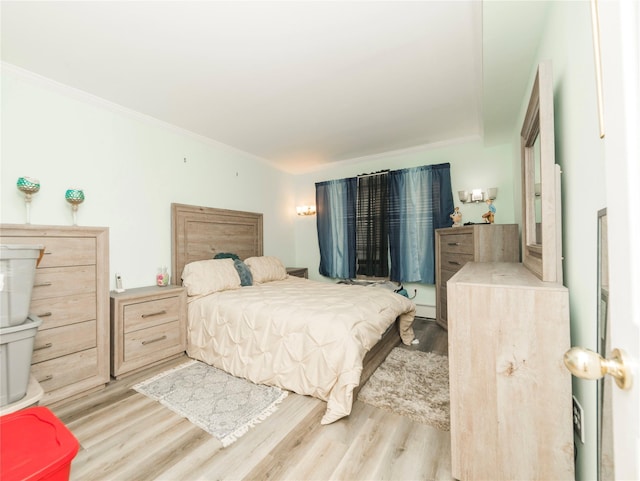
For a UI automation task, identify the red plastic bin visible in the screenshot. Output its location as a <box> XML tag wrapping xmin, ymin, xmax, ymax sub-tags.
<box><xmin>1</xmin><ymin>406</ymin><xmax>79</xmax><ymax>481</ymax></box>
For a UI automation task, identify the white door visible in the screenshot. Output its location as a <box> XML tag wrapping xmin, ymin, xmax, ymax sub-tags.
<box><xmin>599</xmin><ymin>0</ymin><xmax>640</xmax><ymax>478</ymax></box>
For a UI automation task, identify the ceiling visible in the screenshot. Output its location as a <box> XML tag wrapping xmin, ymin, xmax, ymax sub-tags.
<box><xmin>0</xmin><ymin>1</ymin><xmax>550</xmax><ymax>174</ymax></box>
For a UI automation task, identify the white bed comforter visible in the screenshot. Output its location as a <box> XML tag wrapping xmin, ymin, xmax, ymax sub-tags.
<box><xmin>186</xmin><ymin>275</ymin><xmax>416</xmax><ymax>424</ymax></box>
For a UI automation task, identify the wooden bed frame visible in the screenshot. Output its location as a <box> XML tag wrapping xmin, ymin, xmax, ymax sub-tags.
<box><xmin>170</xmin><ymin>203</ymin><xmax>402</xmax><ymax>394</ymax></box>
<box><xmin>171</xmin><ymin>203</ymin><xmax>263</xmax><ymax>279</ymax></box>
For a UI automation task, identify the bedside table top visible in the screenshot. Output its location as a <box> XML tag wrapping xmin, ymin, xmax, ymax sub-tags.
<box><xmin>286</xmin><ymin>267</ymin><xmax>308</xmax><ymax>278</ymax></box>
<box><xmin>110</xmin><ymin>284</ymin><xmax>185</xmax><ymax>299</ymax></box>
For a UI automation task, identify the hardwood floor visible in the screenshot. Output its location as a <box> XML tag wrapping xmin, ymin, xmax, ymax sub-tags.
<box><xmin>51</xmin><ymin>317</ymin><xmax>452</xmax><ymax>481</ymax></box>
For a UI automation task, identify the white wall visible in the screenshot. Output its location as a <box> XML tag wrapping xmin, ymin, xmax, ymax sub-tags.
<box><xmin>1</xmin><ymin>66</ymin><xmax>297</xmax><ymax>289</ymax></box>
<box><xmin>512</xmin><ymin>3</ymin><xmax>606</xmax><ymax>480</ymax></box>
<box><xmin>292</xmin><ymin>139</ymin><xmax>516</xmax><ymax>312</ymax></box>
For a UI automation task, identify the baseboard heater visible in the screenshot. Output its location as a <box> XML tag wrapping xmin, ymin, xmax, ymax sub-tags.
<box><xmin>415</xmin><ymin>304</ymin><xmax>436</xmax><ymax>319</ymax></box>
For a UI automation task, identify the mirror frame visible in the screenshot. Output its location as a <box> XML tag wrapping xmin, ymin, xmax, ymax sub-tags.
<box><xmin>521</xmin><ymin>61</ymin><xmax>563</xmax><ymax>283</ymax></box>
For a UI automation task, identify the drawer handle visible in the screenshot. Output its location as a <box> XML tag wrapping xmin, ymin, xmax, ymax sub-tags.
<box><xmin>34</xmin><ymin>342</ymin><xmax>53</xmax><ymax>351</ymax></box>
<box><xmin>37</xmin><ymin>312</ymin><xmax>53</xmax><ymax>318</ymax></box>
<box><xmin>141</xmin><ymin>310</ymin><xmax>167</xmax><ymax>318</ymax></box>
<box><xmin>40</xmin><ymin>374</ymin><xmax>53</xmax><ymax>382</ymax></box>
<box><xmin>142</xmin><ymin>335</ymin><xmax>167</xmax><ymax>345</ymax></box>
<box><xmin>34</xmin><ymin>281</ymin><xmax>52</xmax><ymax>287</ymax></box>
<box><xmin>448</xmin><ymin>261</ymin><xmax>462</xmax><ymax>266</ymax></box>
<box><xmin>447</xmin><ymin>242</ymin><xmax>461</xmax><ymax>246</ymax></box>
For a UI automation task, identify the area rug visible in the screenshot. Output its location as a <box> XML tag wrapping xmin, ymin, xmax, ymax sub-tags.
<box><xmin>133</xmin><ymin>360</ymin><xmax>288</xmax><ymax>447</ymax></box>
<box><xmin>357</xmin><ymin>347</ymin><xmax>450</xmax><ymax>431</ymax></box>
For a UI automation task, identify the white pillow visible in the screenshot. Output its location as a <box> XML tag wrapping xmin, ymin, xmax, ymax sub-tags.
<box><xmin>244</xmin><ymin>256</ymin><xmax>287</xmax><ymax>283</ymax></box>
<box><xmin>181</xmin><ymin>258</ymin><xmax>241</xmax><ymax>296</ymax></box>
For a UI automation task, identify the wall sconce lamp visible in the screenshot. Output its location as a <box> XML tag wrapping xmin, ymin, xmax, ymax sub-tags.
<box><xmin>296</xmin><ymin>205</ymin><xmax>316</xmax><ymax>216</ymax></box>
<box><xmin>458</xmin><ymin>188</ymin><xmax>498</xmax><ymax>204</ymax></box>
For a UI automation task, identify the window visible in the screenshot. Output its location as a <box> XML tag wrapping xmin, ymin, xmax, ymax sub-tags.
<box><xmin>316</xmin><ymin>163</ymin><xmax>453</xmax><ymax>283</ymax></box>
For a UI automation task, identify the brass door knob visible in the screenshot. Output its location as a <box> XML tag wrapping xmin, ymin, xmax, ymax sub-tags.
<box><xmin>564</xmin><ymin>347</ymin><xmax>632</xmax><ymax>390</ymax></box>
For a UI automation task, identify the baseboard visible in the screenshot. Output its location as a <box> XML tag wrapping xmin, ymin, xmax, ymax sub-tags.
<box><xmin>415</xmin><ymin>303</ymin><xmax>436</xmax><ymax>319</ymax></box>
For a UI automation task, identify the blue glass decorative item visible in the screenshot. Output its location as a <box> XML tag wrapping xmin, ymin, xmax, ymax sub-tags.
<box><xmin>65</xmin><ymin>188</ymin><xmax>85</xmax><ymax>225</ymax></box>
<box><xmin>16</xmin><ymin>177</ymin><xmax>40</xmax><ymax>224</ymax></box>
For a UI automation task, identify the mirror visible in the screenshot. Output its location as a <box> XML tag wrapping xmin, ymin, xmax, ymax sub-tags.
<box><xmin>521</xmin><ymin>61</ymin><xmax>563</xmax><ymax>283</ymax></box>
<box><xmin>597</xmin><ymin>208</ymin><xmax>614</xmax><ymax>480</ymax></box>
<box><xmin>533</xmin><ymin>133</ymin><xmax>543</xmax><ymax>244</ymax></box>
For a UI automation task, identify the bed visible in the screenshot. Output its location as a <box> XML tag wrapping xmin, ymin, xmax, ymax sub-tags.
<box><xmin>171</xmin><ymin>203</ymin><xmax>416</xmax><ymax>424</ymax></box>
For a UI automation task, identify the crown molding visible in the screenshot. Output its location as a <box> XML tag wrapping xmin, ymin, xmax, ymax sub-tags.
<box><xmin>1</xmin><ymin>62</ymin><xmax>283</xmax><ymax>172</ymax></box>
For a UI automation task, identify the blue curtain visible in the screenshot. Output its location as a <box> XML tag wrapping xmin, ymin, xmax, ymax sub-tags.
<box><xmin>388</xmin><ymin>163</ymin><xmax>454</xmax><ymax>283</ymax></box>
<box><xmin>315</xmin><ymin>178</ymin><xmax>357</xmax><ymax>278</ymax></box>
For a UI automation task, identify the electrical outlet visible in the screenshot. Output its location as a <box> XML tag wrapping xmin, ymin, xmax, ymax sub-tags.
<box><xmin>572</xmin><ymin>396</ymin><xmax>585</xmax><ymax>443</ymax></box>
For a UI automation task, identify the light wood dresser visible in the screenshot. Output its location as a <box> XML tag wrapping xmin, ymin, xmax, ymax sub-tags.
<box><xmin>435</xmin><ymin>224</ymin><xmax>519</xmax><ymax>329</ymax></box>
<box><xmin>0</xmin><ymin>224</ymin><xmax>110</xmax><ymax>406</ymax></box>
<box><xmin>110</xmin><ymin>285</ymin><xmax>187</xmax><ymax>379</ymax></box>
<box><xmin>447</xmin><ymin>262</ymin><xmax>574</xmax><ymax>480</ymax></box>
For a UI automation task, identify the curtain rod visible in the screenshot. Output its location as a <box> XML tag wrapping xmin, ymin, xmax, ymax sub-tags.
<box><xmin>357</xmin><ymin>169</ymin><xmax>390</xmax><ymax>178</ymax></box>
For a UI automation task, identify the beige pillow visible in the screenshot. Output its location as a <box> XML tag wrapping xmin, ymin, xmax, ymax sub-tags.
<box><xmin>244</xmin><ymin>256</ymin><xmax>287</xmax><ymax>283</ymax></box>
<box><xmin>181</xmin><ymin>258</ymin><xmax>241</xmax><ymax>296</ymax></box>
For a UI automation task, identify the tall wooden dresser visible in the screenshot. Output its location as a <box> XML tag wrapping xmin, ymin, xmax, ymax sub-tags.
<box><xmin>435</xmin><ymin>224</ymin><xmax>519</xmax><ymax>329</ymax></box>
<box><xmin>0</xmin><ymin>225</ymin><xmax>110</xmax><ymax>406</ymax></box>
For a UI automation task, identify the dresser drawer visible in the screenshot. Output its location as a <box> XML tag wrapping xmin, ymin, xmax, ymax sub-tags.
<box><xmin>32</xmin><ymin>320</ymin><xmax>96</xmax><ymax>364</ymax></box>
<box><xmin>439</xmin><ymin>233</ymin><xmax>474</xmax><ymax>255</ymax></box>
<box><xmin>441</xmin><ymin>266</ymin><xmax>465</xmax><ymax>286</ymax></box>
<box><xmin>31</xmin><ymin>266</ymin><xmax>96</xmax><ymax>300</ymax></box>
<box><xmin>30</xmin><ymin>293</ymin><xmax>96</xmax><ymax>330</ymax></box>
<box><xmin>123</xmin><ymin>295</ymin><xmax>182</xmax><ymax>333</ymax></box>
<box><xmin>2</xmin><ymin>236</ymin><xmax>96</xmax><ymax>267</ymax></box>
<box><xmin>31</xmin><ymin>348</ymin><xmax>99</xmax><ymax>393</ymax></box>
<box><xmin>124</xmin><ymin>320</ymin><xmax>182</xmax><ymax>362</ymax></box>
<box><xmin>440</xmin><ymin>252</ymin><xmax>474</xmax><ymax>274</ymax></box>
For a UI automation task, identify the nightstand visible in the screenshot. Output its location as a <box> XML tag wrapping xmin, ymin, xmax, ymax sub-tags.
<box><xmin>286</xmin><ymin>267</ymin><xmax>308</xmax><ymax>279</ymax></box>
<box><xmin>110</xmin><ymin>285</ymin><xmax>187</xmax><ymax>379</ymax></box>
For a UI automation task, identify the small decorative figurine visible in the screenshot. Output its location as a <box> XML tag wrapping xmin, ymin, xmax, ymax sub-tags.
<box><xmin>450</xmin><ymin>207</ymin><xmax>463</xmax><ymax>227</ymax></box>
<box><xmin>482</xmin><ymin>199</ymin><xmax>496</xmax><ymax>224</ymax></box>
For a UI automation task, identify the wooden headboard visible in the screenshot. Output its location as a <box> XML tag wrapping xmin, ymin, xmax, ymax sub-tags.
<box><xmin>171</xmin><ymin>203</ymin><xmax>263</xmax><ymax>283</ymax></box>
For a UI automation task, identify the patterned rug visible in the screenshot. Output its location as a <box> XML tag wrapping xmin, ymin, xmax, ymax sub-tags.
<box><xmin>133</xmin><ymin>360</ymin><xmax>288</xmax><ymax>447</ymax></box>
<box><xmin>357</xmin><ymin>347</ymin><xmax>450</xmax><ymax>431</ymax></box>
